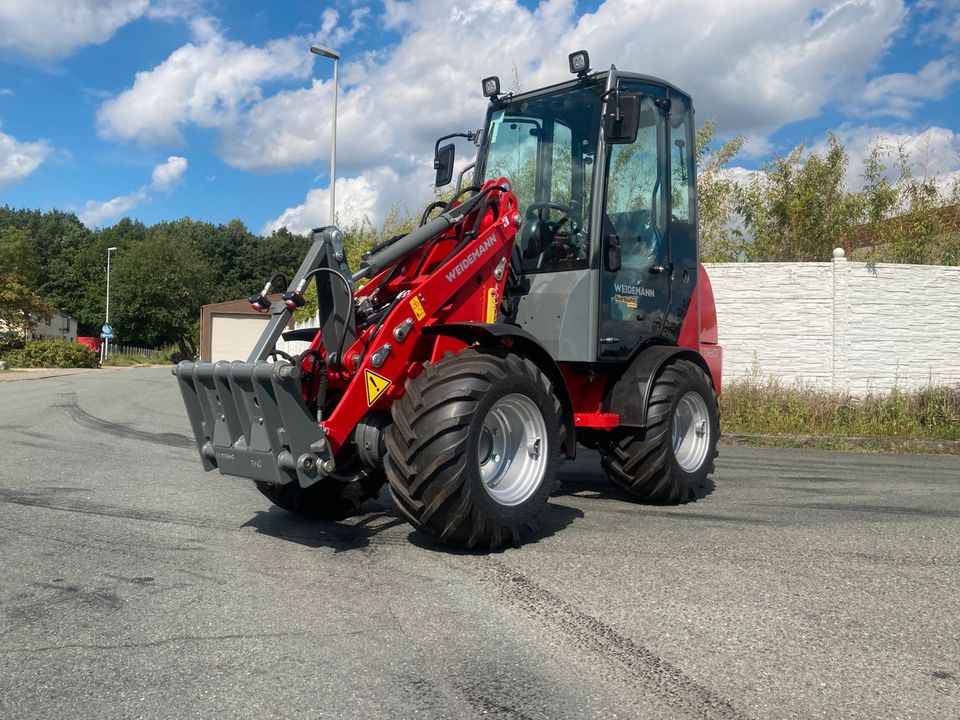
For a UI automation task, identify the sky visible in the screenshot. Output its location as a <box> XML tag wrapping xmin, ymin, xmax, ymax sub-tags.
<box><xmin>0</xmin><ymin>0</ymin><xmax>958</xmax><ymax>236</ymax></box>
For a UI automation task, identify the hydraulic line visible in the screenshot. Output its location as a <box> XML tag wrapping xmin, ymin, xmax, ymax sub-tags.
<box><xmin>300</xmin><ymin>267</ymin><xmax>356</xmax><ymax>370</ymax></box>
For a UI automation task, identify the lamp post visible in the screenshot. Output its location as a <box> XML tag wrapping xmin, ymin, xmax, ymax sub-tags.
<box><xmin>310</xmin><ymin>43</ymin><xmax>340</xmax><ymax>226</ymax></box>
<box><xmin>103</xmin><ymin>246</ymin><xmax>117</xmax><ymax>363</ymax></box>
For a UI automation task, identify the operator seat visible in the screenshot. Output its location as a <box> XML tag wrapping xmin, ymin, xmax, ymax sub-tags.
<box><xmin>610</xmin><ymin>208</ymin><xmax>657</xmax><ymax>271</ymax></box>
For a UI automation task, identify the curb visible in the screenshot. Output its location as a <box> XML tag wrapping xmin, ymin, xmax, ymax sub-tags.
<box><xmin>722</xmin><ymin>432</ymin><xmax>960</xmax><ymax>453</ymax></box>
<box><xmin>0</xmin><ymin>365</ymin><xmax>169</xmax><ymax>383</ymax></box>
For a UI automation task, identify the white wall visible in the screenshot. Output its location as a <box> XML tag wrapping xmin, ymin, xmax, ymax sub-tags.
<box><xmin>706</xmin><ymin>254</ymin><xmax>960</xmax><ymax>393</ymax></box>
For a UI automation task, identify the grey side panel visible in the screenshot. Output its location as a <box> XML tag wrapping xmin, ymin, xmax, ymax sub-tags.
<box><xmin>513</xmin><ymin>268</ymin><xmax>597</xmax><ymax>362</ymax></box>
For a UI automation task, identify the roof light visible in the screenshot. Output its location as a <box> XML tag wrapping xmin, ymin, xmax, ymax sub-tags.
<box><xmin>310</xmin><ymin>44</ymin><xmax>340</xmax><ymax>60</ymax></box>
<box><xmin>568</xmin><ymin>50</ymin><xmax>590</xmax><ymax>77</ymax></box>
<box><xmin>482</xmin><ymin>76</ymin><xmax>500</xmax><ymax>99</ymax></box>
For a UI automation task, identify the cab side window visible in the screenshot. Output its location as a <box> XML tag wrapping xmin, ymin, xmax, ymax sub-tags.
<box><xmin>605</xmin><ymin>99</ymin><xmax>663</xmax><ymax>270</ymax></box>
<box><xmin>669</xmin><ymin>95</ymin><xmax>693</xmax><ymax>223</ymax></box>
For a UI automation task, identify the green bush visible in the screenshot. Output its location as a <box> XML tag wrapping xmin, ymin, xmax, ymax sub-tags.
<box><xmin>721</xmin><ymin>379</ymin><xmax>960</xmax><ymax>442</ymax></box>
<box><xmin>3</xmin><ymin>338</ymin><xmax>98</xmax><ymax>368</ymax></box>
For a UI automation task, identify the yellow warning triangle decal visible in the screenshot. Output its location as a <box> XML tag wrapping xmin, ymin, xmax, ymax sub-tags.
<box><xmin>365</xmin><ymin>369</ymin><xmax>392</xmax><ymax>406</ymax></box>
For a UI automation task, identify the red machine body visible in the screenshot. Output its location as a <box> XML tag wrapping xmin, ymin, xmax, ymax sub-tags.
<box><xmin>174</xmin><ymin>58</ymin><xmax>724</xmax><ymax>548</ymax></box>
<box><xmin>294</xmin><ymin>179</ymin><xmax>722</xmax><ymax>457</ymax></box>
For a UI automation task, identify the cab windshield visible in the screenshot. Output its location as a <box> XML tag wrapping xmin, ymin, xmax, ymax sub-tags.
<box><xmin>479</xmin><ymin>83</ymin><xmax>604</xmax><ymax>273</ymax></box>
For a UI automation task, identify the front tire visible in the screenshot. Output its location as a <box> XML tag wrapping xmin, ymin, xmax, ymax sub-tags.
<box><xmin>600</xmin><ymin>359</ymin><xmax>719</xmax><ymax>503</ymax></box>
<box><xmin>384</xmin><ymin>349</ymin><xmax>562</xmax><ymax>548</ymax></box>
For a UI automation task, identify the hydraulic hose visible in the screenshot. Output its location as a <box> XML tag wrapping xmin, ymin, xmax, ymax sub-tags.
<box><xmin>355</xmin><ymin>185</ymin><xmax>505</xmax><ymax>280</ymax></box>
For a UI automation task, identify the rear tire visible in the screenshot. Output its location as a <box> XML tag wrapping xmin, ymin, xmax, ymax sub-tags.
<box><xmin>254</xmin><ymin>462</ymin><xmax>384</xmax><ymax>519</ymax></box>
<box><xmin>600</xmin><ymin>358</ymin><xmax>718</xmax><ymax>503</ymax></box>
<box><xmin>384</xmin><ymin>349</ymin><xmax>562</xmax><ymax>548</ymax></box>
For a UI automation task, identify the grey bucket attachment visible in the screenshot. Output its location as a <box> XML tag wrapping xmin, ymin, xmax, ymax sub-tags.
<box><xmin>173</xmin><ymin>360</ymin><xmax>333</xmax><ymax>487</ymax></box>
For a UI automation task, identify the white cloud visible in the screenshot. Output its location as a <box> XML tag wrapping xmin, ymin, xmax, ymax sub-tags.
<box><xmin>262</xmin><ymin>167</ymin><xmax>412</xmax><ymax>236</ymax></box>
<box><xmin>0</xmin><ymin>0</ymin><xmax>150</xmax><ymax>62</ymax></box>
<box><xmin>918</xmin><ymin>0</ymin><xmax>960</xmax><ymax>43</ymax></box>
<box><xmin>79</xmin><ymin>187</ymin><xmax>150</xmax><ymax>227</ymax></box>
<box><xmin>78</xmin><ymin>155</ymin><xmax>189</xmax><ymax>227</ymax></box>
<box><xmin>0</xmin><ymin>124</ymin><xmax>51</xmax><ymax>187</ymax></box>
<box><xmin>0</xmin><ymin>89</ymin><xmax>13</xmax><ymax>97</ymax></box>
<box><xmin>101</xmin><ymin>0</ymin><xmax>910</xmax><ymax>229</ymax></box>
<box><xmin>264</xmin><ymin>0</ymin><xmax>908</xmax><ymax>227</ymax></box>
<box><xmin>150</xmin><ymin>155</ymin><xmax>188</xmax><ymax>190</ymax></box>
<box><xmin>733</xmin><ymin>134</ymin><xmax>776</xmax><ymax>161</ymax></box>
<box><xmin>859</xmin><ymin>58</ymin><xmax>960</xmax><ymax>118</ymax></box>
<box><xmin>828</xmin><ymin>125</ymin><xmax>960</xmax><ymax>193</ymax></box>
<box><xmin>319</xmin><ymin>7</ymin><xmax>370</xmax><ymax>46</ymax></box>
<box><xmin>97</xmin><ymin>31</ymin><xmax>314</xmax><ymax>145</ymax></box>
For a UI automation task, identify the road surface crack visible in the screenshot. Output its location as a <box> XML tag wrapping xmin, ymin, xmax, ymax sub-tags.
<box><xmin>469</xmin><ymin>557</ymin><xmax>753</xmax><ymax>720</ymax></box>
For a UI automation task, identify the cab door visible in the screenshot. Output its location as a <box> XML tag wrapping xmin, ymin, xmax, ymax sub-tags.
<box><xmin>598</xmin><ymin>92</ymin><xmax>669</xmax><ymax>360</ymax></box>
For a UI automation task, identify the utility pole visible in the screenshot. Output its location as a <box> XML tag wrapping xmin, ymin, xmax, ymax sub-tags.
<box><xmin>102</xmin><ymin>246</ymin><xmax>117</xmax><ymax>363</ymax></box>
<box><xmin>310</xmin><ymin>44</ymin><xmax>340</xmax><ymax>225</ymax></box>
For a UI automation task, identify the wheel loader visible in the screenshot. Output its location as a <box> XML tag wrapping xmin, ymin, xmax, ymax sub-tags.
<box><xmin>174</xmin><ymin>50</ymin><xmax>723</xmax><ymax>548</ymax></box>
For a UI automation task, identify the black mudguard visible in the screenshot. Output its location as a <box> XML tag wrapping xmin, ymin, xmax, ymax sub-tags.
<box><xmin>601</xmin><ymin>344</ymin><xmax>713</xmax><ymax>428</ymax></box>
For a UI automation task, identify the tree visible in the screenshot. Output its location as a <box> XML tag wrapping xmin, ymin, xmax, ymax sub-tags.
<box><xmin>239</xmin><ymin>225</ymin><xmax>311</xmax><ymax>299</ymax></box>
<box><xmin>54</xmin><ymin>217</ymin><xmax>148</xmax><ymax>334</ymax></box>
<box><xmin>854</xmin><ymin>141</ymin><xmax>960</xmax><ymax>265</ymax></box>
<box><xmin>0</xmin><ymin>206</ymin><xmax>93</xmax><ymax>312</ymax></box>
<box><xmin>293</xmin><ymin>203</ymin><xmax>419</xmax><ymax>322</ymax></box>
<box><xmin>0</xmin><ymin>227</ymin><xmax>53</xmax><ymax>348</ymax></box>
<box><xmin>109</xmin><ymin>232</ymin><xmax>212</xmax><ymax>356</ymax></box>
<box><xmin>736</xmin><ymin>134</ymin><xmax>862</xmax><ymax>262</ymax></box>
<box><xmin>695</xmin><ymin>120</ymin><xmax>746</xmax><ymax>262</ymax></box>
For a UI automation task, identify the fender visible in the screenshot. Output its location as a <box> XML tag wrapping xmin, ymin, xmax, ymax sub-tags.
<box><xmin>601</xmin><ymin>344</ymin><xmax>713</xmax><ymax>428</ymax></box>
<box><xmin>421</xmin><ymin>322</ymin><xmax>577</xmax><ymax>458</ymax></box>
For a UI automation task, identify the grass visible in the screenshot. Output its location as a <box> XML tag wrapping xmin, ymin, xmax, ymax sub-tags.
<box><xmin>720</xmin><ymin>379</ymin><xmax>960</xmax><ymax>454</ymax></box>
<box><xmin>101</xmin><ymin>345</ymin><xmax>177</xmax><ymax>367</ymax></box>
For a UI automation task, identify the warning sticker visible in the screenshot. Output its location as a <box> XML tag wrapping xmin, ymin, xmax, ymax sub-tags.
<box><xmin>409</xmin><ymin>296</ymin><xmax>426</xmax><ymax>321</ymax></box>
<box><xmin>365</xmin><ymin>369</ymin><xmax>392</xmax><ymax>406</ymax></box>
<box><xmin>485</xmin><ymin>287</ymin><xmax>498</xmax><ymax>323</ymax></box>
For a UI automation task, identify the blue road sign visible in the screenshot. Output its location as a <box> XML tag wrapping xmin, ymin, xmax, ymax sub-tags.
<box><xmin>100</xmin><ymin>332</ymin><xmax>113</xmax><ymax>340</ymax></box>
<box><xmin>102</xmin><ymin>323</ymin><xmax>113</xmax><ymax>335</ymax></box>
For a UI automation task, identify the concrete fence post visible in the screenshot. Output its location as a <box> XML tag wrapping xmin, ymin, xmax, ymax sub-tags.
<box><xmin>831</xmin><ymin>248</ymin><xmax>849</xmax><ymax>391</ymax></box>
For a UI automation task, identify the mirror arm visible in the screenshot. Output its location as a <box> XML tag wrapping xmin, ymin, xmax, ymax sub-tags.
<box><xmin>433</xmin><ymin>130</ymin><xmax>480</xmax><ymax>168</ymax></box>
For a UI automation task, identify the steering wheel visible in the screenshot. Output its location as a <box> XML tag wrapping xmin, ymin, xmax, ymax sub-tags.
<box><xmin>525</xmin><ymin>201</ymin><xmax>582</xmax><ymax>239</ymax></box>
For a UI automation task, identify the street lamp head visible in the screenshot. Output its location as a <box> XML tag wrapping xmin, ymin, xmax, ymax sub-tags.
<box><xmin>310</xmin><ymin>44</ymin><xmax>340</xmax><ymax>60</ymax></box>
<box><xmin>107</xmin><ymin>246</ymin><xmax>118</xmax><ymax>251</ymax></box>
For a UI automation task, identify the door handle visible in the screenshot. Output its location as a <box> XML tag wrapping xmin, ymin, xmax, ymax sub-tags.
<box><xmin>649</xmin><ymin>262</ymin><xmax>673</xmax><ymax>274</ymax></box>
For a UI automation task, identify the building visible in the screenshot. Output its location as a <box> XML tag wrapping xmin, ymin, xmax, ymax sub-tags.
<box><xmin>29</xmin><ymin>309</ymin><xmax>78</xmax><ymax>341</ymax></box>
<box><xmin>0</xmin><ymin>308</ymin><xmax>78</xmax><ymax>343</ymax></box>
<box><xmin>199</xmin><ymin>295</ymin><xmax>293</xmax><ymax>362</ymax></box>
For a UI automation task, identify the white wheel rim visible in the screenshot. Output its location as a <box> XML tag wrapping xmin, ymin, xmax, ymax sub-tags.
<box><xmin>478</xmin><ymin>393</ymin><xmax>549</xmax><ymax>506</ymax></box>
<box><xmin>672</xmin><ymin>391</ymin><xmax>710</xmax><ymax>473</ymax></box>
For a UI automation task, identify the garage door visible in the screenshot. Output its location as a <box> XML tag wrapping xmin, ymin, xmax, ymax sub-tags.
<box><xmin>209</xmin><ymin>313</ymin><xmax>269</xmax><ymax>362</ymax></box>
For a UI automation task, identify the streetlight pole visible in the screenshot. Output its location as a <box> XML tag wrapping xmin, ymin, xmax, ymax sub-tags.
<box><xmin>310</xmin><ymin>44</ymin><xmax>340</xmax><ymax>226</ymax></box>
<box><xmin>103</xmin><ymin>246</ymin><xmax>117</xmax><ymax>363</ymax></box>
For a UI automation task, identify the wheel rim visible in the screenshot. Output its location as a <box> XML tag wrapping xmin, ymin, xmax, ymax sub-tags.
<box><xmin>478</xmin><ymin>393</ymin><xmax>549</xmax><ymax>506</ymax></box>
<box><xmin>672</xmin><ymin>391</ymin><xmax>711</xmax><ymax>473</ymax></box>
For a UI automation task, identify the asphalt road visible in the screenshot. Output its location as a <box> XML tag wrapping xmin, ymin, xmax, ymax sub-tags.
<box><xmin>0</xmin><ymin>368</ymin><xmax>958</xmax><ymax>719</ymax></box>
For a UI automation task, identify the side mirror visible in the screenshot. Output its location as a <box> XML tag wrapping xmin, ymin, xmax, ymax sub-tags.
<box><xmin>434</xmin><ymin>143</ymin><xmax>455</xmax><ymax>187</ymax></box>
<box><xmin>604</xmin><ymin>234</ymin><xmax>622</xmax><ymax>272</ymax></box>
<box><xmin>604</xmin><ymin>92</ymin><xmax>641</xmax><ymax>144</ymax></box>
